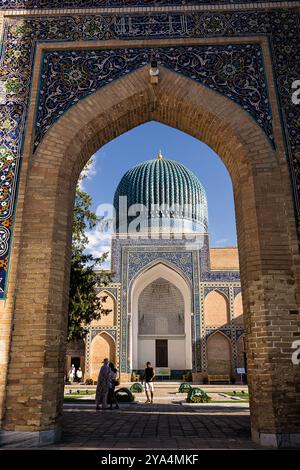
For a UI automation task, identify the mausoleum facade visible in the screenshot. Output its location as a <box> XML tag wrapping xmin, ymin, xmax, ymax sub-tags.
<box><xmin>67</xmin><ymin>154</ymin><xmax>245</xmax><ymax>382</ymax></box>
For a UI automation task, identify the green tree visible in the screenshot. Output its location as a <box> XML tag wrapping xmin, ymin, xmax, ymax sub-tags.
<box><xmin>68</xmin><ymin>162</ymin><xmax>111</xmax><ymax>342</ymax></box>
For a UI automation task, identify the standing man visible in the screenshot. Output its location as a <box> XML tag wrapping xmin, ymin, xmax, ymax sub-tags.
<box><xmin>143</xmin><ymin>361</ymin><xmax>155</xmax><ymax>404</ymax></box>
<box><xmin>95</xmin><ymin>358</ymin><xmax>110</xmax><ymax>410</ymax></box>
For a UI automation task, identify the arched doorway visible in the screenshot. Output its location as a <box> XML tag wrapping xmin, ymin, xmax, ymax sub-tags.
<box><xmin>130</xmin><ymin>263</ymin><xmax>193</xmax><ymax>372</ymax></box>
<box><xmin>1</xmin><ymin>65</ymin><xmax>299</xmax><ymax>447</ymax></box>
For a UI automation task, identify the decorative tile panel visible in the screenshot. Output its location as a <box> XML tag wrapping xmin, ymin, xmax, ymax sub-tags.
<box><xmin>205</xmin><ymin>328</ymin><xmax>231</xmax><ymax>338</ymax></box>
<box><xmin>36</xmin><ymin>44</ymin><xmax>273</xmax><ymax>150</ymax></box>
<box><xmin>0</xmin><ymin>0</ymin><xmax>288</xmax><ymax>9</ymax></box>
<box><xmin>128</xmin><ymin>251</ymin><xmax>194</xmax><ymax>285</ymax></box>
<box><xmin>204</xmin><ymin>286</ymin><xmax>229</xmax><ymax>298</ymax></box>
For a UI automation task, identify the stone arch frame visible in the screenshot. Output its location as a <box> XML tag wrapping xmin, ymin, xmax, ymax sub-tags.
<box><xmin>206</xmin><ymin>330</ymin><xmax>233</xmax><ymax>375</ymax></box>
<box><xmin>129</xmin><ymin>261</ymin><xmax>193</xmax><ymax>371</ymax></box>
<box><xmin>1</xmin><ymin>63</ymin><xmax>299</xmax><ymax>447</ymax></box>
<box><xmin>204</xmin><ymin>288</ymin><xmax>230</xmax><ymax>327</ymax></box>
<box><xmin>128</xmin><ymin>258</ymin><xmax>194</xmax><ymax>313</ymax></box>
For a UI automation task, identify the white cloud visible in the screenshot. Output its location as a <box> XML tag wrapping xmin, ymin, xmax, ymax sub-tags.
<box><xmin>79</xmin><ymin>148</ymin><xmax>108</xmax><ymax>190</ymax></box>
<box><xmin>85</xmin><ymin>218</ymin><xmax>112</xmax><ymax>269</ymax></box>
<box><xmin>215</xmin><ymin>238</ymin><xmax>229</xmax><ymax>246</ymax></box>
<box><xmin>79</xmin><ymin>155</ymin><xmax>97</xmax><ymax>190</ymax></box>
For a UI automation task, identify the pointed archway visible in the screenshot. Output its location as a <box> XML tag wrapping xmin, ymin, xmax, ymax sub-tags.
<box><xmin>1</xmin><ymin>65</ymin><xmax>299</xmax><ymax>447</ymax></box>
<box><xmin>129</xmin><ymin>262</ymin><xmax>193</xmax><ymax>371</ymax></box>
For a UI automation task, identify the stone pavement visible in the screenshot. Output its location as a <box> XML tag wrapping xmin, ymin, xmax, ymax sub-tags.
<box><xmin>55</xmin><ymin>402</ymin><xmax>259</xmax><ymax>450</ymax></box>
<box><xmin>0</xmin><ymin>384</ymin><xmax>257</xmax><ymax>450</ymax></box>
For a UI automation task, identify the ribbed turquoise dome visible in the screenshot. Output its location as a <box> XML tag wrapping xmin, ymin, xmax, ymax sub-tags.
<box><xmin>113</xmin><ymin>154</ymin><xmax>208</xmax><ymax>233</ymax></box>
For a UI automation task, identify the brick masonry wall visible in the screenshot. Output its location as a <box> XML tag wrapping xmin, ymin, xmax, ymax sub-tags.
<box><xmin>0</xmin><ymin>31</ymin><xmax>299</xmax><ymax>442</ymax></box>
<box><xmin>90</xmin><ymin>292</ymin><xmax>116</xmax><ymax>328</ymax></box>
<box><xmin>207</xmin><ymin>332</ymin><xmax>232</xmax><ymax>375</ymax></box>
<box><xmin>210</xmin><ymin>248</ymin><xmax>240</xmax><ymax>271</ymax></box>
<box><xmin>204</xmin><ymin>291</ymin><xmax>229</xmax><ymax>327</ymax></box>
<box><xmin>233</xmin><ymin>293</ymin><xmax>244</xmax><ymax>325</ymax></box>
<box><xmin>90</xmin><ymin>333</ymin><xmax>116</xmax><ymax>382</ymax></box>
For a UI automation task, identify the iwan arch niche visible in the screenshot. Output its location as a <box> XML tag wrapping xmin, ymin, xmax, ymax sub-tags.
<box><xmin>129</xmin><ymin>263</ymin><xmax>193</xmax><ymax>371</ymax></box>
<box><xmin>0</xmin><ymin>55</ymin><xmax>299</xmax><ymax>449</ymax></box>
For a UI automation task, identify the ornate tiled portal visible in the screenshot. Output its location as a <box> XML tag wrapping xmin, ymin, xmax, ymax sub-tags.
<box><xmin>0</xmin><ymin>1</ymin><xmax>299</xmax><ymax>449</ymax></box>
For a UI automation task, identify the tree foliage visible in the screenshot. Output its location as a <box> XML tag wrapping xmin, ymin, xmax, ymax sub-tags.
<box><xmin>68</xmin><ymin>162</ymin><xmax>111</xmax><ymax>342</ymax></box>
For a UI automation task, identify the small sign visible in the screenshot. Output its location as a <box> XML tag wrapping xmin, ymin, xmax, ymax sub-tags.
<box><xmin>155</xmin><ymin>367</ymin><xmax>171</xmax><ymax>377</ymax></box>
<box><xmin>237</xmin><ymin>368</ymin><xmax>245</xmax><ymax>374</ymax></box>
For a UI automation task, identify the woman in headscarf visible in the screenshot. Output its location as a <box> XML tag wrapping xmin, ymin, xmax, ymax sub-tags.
<box><xmin>95</xmin><ymin>358</ymin><xmax>110</xmax><ymax>410</ymax></box>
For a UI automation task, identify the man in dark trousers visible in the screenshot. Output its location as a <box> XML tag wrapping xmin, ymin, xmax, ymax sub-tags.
<box><xmin>143</xmin><ymin>361</ymin><xmax>155</xmax><ymax>404</ymax></box>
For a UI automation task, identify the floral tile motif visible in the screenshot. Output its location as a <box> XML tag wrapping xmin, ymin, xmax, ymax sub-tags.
<box><xmin>36</xmin><ymin>44</ymin><xmax>273</xmax><ymax>151</ymax></box>
<box><xmin>0</xmin><ymin>8</ymin><xmax>299</xmax><ymax>299</ymax></box>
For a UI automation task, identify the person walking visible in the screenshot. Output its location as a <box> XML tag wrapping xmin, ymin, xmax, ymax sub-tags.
<box><xmin>95</xmin><ymin>358</ymin><xmax>110</xmax><ymax>410</ymax></box>
<box><xmin>76</xmin><ymin>367</ymin><xmax>83</xmax><ymax>383</ymax></box>
<box><xmin>68</xmin><ymin>364</ymin><xmax>75</xmax><ymax>384</ymax></box>
<box><xmin>108</xmin><ymin>362</ymin><xmax>120</xmax><ymax>410</ymax></box>
<box><xmin>143</xmin><ymin>361</ymin><xmax>155</xmax><ymax>404</ymax></box>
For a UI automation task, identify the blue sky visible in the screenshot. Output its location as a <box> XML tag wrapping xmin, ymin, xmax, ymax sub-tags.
<box><xmin>82</xmin><ymin>121</ymin><xmax>237</xmax><ymax>264</ymax></box>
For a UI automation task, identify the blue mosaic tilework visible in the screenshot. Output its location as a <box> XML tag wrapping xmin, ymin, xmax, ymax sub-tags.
<box><xmin>233</xmin><ymin>287</ymin><xmax>242</xmax><ymax>297</ymax></box>
<box><xmin>36</xmin><ymin>44</ymin><xmax>273</xmax><ymax>150</ymax></box>
<box><xmin>95</xmin><ymin>286</ymin><xmax>118</xmax><ymax>300</ymax></box>
<box><xmin>236</xmin><ymin>329</ymin><xmax>245</xmax><ymax>340</ymax></box>
<box><xmin>91</xmin><ymin>329</ymin><xmax>116</xmax><ymax>340</ymax></box>
<box><xmin>0</xmin><ymin>0</ymin><xmax>286</xmax><ymax>10</ymax></box>
<box><xmin>128</xmin><ymin>251</ymin><xmax>193</xmax><ymax>284</ymax></box>
<box><xmin>204</xmin><ymin>286</ymin><xmax>229</xmax><ymax>298</ymax></box>
<box><xmin>206</xmin><ymin>328</ymin><xmax>232</xmax><ymax>339</ymax></box>
<box><xmin>202</xmin><ymin>270</ymin><xmax>241</xmax><ymax>282</ymax></box>
<box><xmin>111</xmin><ymin>235</ymin><xmax>207</xmax><ymax>282</ymax></box>
<box><xmin>0</xmin><ymin>8</ymin><xmax>299</xmax><ymax>298</ymax></box>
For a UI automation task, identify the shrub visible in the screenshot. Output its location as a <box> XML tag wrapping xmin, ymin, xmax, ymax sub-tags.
<box><xmin>187</xmin><ymin>387</ymin><xmax>211</xmax><ymax>403</ymax></box>
<box><xmin>85</xmin><ymin>378</ymin><xmax>93</xmax><ymax>385</ymax></box>
<box><xmin>179</xmin><ymin>382</ymin><xmax>192</xmax><ymax>393</ymax></box>
<box><xmin>130</xmin><ymin>382</ymin><xmax>143</xmax><ymax>393</ymax></box>
<box><xmin>115</xmin><ymin>387</ymin><xmax>135</xmax><ymax>403</ymax></box>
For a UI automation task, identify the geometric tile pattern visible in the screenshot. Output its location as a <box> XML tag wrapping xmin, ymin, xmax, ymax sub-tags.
<box><xmin>204</xmin><ymin>287</ymin><xmax>229</xmax><ymax>298</ymax></box>
<box><xmin>0</xmin><ymin>0</ymin><xmax>286</xmax><ymax>8</ymax></box>
<box><xmin>128</xmin><ymin>251</ymin><xmax>194</xmax><ymax>285</ymax></box>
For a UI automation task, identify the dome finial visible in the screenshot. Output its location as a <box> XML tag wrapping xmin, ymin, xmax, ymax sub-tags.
<box><xmin>157</xmin><ymin>150</ymin><xmax>164</xmax><ymax>160</ymax></box>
